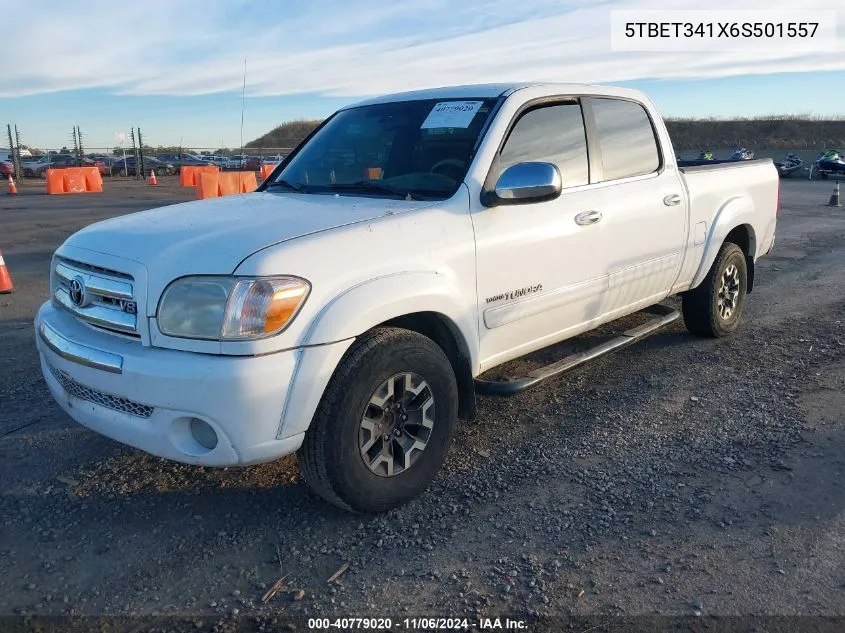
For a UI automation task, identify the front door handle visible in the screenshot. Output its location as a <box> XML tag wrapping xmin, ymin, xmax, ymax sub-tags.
<box><xmin>663</xmin><ymin>194</ymin><xmax>682</xmax><ymax>206</ymax></box>
<box><xmin>575</xmin><ymin>210</ymin><xmax>602</xmax><ymax>226</ymax></box>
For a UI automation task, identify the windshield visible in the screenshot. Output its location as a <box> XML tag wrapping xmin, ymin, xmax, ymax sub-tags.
<box><xmin>268</xmin><ymin>98</ymin><xmax>498</xmax><ymax>200</ymax></box>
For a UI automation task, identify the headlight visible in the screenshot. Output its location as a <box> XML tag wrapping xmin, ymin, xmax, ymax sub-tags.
<box><xmin>157</xmin><ymin>276</ymin><xmax>310</xmax><ymax>340</ymax></box>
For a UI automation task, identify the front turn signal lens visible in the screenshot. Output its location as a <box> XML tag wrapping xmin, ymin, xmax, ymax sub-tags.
<box><xmin>221</xmin><ymin>276</ymin><xmax>310</xmax><ymax>340</ymax></box>
<box><xmin>264</xmin><ymin>283</ymin><xmax>310</xmax><ymax>333</ymax></box>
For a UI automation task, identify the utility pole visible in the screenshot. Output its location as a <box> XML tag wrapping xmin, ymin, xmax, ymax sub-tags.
<box><xmin>130</xmin><ymin>127</ymin><xmax>140</xmax><ymax>179</ymax></box>
<box><xmin>76</xmin><ymin>126</ymin><xmax>85</xmax><ymax>164</ymax></box>
<box><xmin>13</xmin><ymin>125</ymin><xmax>23</xmax><ymax>181</ymax></box>
<box><xmin>137</xmin><ymin>128</ymin><xmax>145</xmax><ymax>180</ymax></box>
<box><xmin>8</xmin><ymin>124</ymin><xmax>22</xmax><ymax>181</ymax></box>
<box><xmin>6</xmin><ymin>125</ymin><xmax>14</xmax><ymax>177</ymax></box>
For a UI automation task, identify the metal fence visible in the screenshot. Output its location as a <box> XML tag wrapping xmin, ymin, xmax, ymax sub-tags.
<box><xmin>6</xmin><ymin>145</ymin><xmax>297</xmax><ymax>180</ymax></box>
<box><xmin>3</xmin><ymin>120</ymin><xmax>312</xmax><ymax>180</ymax></box>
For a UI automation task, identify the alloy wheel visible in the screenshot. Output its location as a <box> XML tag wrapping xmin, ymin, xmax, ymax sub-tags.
<box><xmin>359</xmin><ymin>372</ymin><xmax>435</xmax><ymax>477</ymax></box>
<box><xmin>717</xmin><ymin>263</ymin><xmax>740</xmax><ymax>319</ymax></box>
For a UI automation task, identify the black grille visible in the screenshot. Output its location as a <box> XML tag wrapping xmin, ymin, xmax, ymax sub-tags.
<box><xmin>48</xmin><ymin>365</ymin><xmax>154</xmax><ymax>418</ymax></box>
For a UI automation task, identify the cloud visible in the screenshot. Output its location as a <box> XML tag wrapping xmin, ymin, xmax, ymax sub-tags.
<box><xmin>3</xmin><ymin>0</ymin><xmax>843</xmax><ymax>99</ymax></box>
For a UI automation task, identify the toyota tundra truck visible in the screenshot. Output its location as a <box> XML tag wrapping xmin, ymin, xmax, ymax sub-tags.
<box><xmin>35</xmin><ymin>83</ymin><xmax>779</xmax><ymax>512</ymax></box>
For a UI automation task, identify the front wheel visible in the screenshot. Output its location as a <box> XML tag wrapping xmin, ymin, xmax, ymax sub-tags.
<box><xmin>682</xmin><ymin>242</ymin><xmax>748</xmax><ymax>338</ymax></box>
<box><xmin>298</xmin><ymin>327</ymin><xmax>458</xmax><ymax>512</ymax></box>
<box><xmin>156</xmin><ymin>167</ymin><xmax>165</xmax><ymax>176</ymax></box>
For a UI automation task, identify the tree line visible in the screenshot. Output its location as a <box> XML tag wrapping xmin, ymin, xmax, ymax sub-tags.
<box><xmin>246</xmin><ymin>117</ymin><xmax>845</xmax><ymax>151</ymax></box>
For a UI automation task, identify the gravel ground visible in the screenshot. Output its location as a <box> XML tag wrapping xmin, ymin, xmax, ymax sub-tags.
<box><xmin>0</xmin><ymin>178</ymin><xmax>843</xmax><ymax>631</ymax></box>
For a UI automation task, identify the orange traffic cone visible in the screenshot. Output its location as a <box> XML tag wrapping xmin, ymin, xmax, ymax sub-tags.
<box><xmin>7</xmin><ymin>175</ymin><xmax>18</xmax><ymax>195</ymax></box>
<box><xmin>0</xmin><ymin>250</ymin><xmax>14</xmax><ymax>294</ymax></box>
<box><xmin>149</xmin><ymin>170</ymin><xmax>158</xmax><ymax>186</ymax></box>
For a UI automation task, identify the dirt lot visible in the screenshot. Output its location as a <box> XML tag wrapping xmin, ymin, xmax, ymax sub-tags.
<box><xmin>0</xmin><ymin>177</ymin><xmax>843</xmax><ymax>631</ymax></box>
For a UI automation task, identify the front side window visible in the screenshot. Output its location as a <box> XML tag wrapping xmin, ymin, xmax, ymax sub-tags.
<box><xmin>268</xmin><ymin>98</ymin><xmax>497</xmax><ymax>201</ymax></box>
<box><xmin>590</xmin><ymin>98</ymin><xmax>660</xmax><ymax>181</ymax></box>
<box><xmin>498</xmin><ymin>101</ymin><xmax>589</xmax><ymax>189</ymax></box>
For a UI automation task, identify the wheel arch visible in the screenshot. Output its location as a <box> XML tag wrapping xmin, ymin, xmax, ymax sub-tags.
<box><xmin>303</xmin><ymin>271</ymin><xmax>479</xmax><ymax>369</ymax></box>
<box><xmin>380</xmin><ymin>311</ymin><xmax>477</xmax><ymax>422</ymax></box>
<box><xmin>689</xmin><ymin>196</ymin><xmax>758</xmax><ymax>292</ymax></box>
<box><xmin>279</xmin><ymin>273</ymin><xmax>479</xmax><ymax>439</ymax></box>
<box><xmin>723</xmin><ymin>224</ymin><xmax>756</xmax><ymax>293</ymax></box>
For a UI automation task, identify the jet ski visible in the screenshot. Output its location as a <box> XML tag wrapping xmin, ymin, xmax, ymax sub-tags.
<box><xmin>677</xmin><ymin>150</ymin><xmax>717</xmax><ymax>167</ymax></box>
<box><xmin>728</xmin><ymin>147</ymin><xmax>755</xmax><ymax>161</ymax></box>
<box><xmin>810</xmin><ymin>149</ymin><xmax>845</xmax><ymax>180</ymax></box>
<box><xmin>774</xmin><ymin>153</ymin><xmax>803</xmax><ymax>178</ymax></box>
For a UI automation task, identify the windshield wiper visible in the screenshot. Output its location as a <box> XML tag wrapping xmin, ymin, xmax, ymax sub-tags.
<box><xmin>326</xmin><ymin>181</ymin><xmax>421</xmax><ymax>200</ymax></box>
<box><xmin>266</xmin><ymin>178</ymin><xmax>306</xmax><ymax>193</ymax></box>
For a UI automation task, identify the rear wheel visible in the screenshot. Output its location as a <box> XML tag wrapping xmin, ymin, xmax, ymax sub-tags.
<box><xmin>156</xmin><ymin>167</ymin><xmax>165</xmax><ymax>176</ymax></box>
<box><xmin>682</xmin><ymin>242</ymin><xmax>748</xmax><ymax>338</ymax></box>
<box><xmin>298</xmin><ymin>327</ymin><xmax>458</xmax><ymax>512</ymax></box>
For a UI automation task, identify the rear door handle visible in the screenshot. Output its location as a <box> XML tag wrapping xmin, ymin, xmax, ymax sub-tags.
<box><xmin>575</xmin><ymin>210</ymin><xmax>602</xmax><ymax>226</ymax></box>
<box><xmin>663</xmin><ymin>194</ymin><xmax>682</xmax><ymax>206</ymax></box>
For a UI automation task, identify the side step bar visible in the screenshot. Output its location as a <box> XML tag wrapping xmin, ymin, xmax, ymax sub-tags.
<box><xmin>474</xmin><ymin>304</ymin><xmax>680</xmax><ymax>396</ymax></box>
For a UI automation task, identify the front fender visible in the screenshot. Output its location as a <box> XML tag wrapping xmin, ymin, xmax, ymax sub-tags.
<box><xmin>277</xmin><ymin>271</ymin><xmax>479</xmax><ymax>439</ymax></box>
<box><xmin>304</xmin><ymin>271</ymin><xmax>478</xmax><ymax>362</ymax></box>
<box><xmin>689</xmin><ymin>197</ymin><xmax>758</xmax><ymax>290</ymax></box>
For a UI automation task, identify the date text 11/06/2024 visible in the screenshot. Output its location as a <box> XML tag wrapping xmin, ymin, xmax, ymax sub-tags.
<box><xmin>307</xmin><ymin>617</ymin><xmax>528</xmax><ymax>630</ymax></box>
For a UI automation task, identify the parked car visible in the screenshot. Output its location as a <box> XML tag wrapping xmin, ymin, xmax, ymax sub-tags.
<box><xmin>1</xmin><ymin>149</ymin><xmax>31</xmax><ymax>161</ymax></box>
<box><xmin>200</xmin><ymin>155</ymin><xmax>223</xmax><ymax>166</ymax></box>
<box><xmin>89</xmin><ymin>155</ymin><xmax>118</xmax><ymax>168</ymax></box>
<box><xmin>157</xmin><ymin>153</ymin><xmax>208</xmax><ymax>172</ymax></box>
<box><xmin>261</xmin><ymin>155</ymin><xmax>285</xmax><ymax>166</ymax></box>
<box><xmin>23</xmin><ymin>154</ymin><xmax>74</xmax><ymax>177</ymax></box>
<box><xmin>243</xmin><ymin>156</ymin><xmax>262</xmax><ymax>171</ymax></box>
<box><xmin>92</xmin><ymin>159</ymin><xmax>108</xmax><ymax>176</ymax></box>
<box><xmin>34</xmin><ymin>82</ymin><xmax>778</xmax><ymax>513</ymax></box>
<box><xmin>28</xmin><ymin>155</ymin><xmax>105</xmax><ymax>178</ymax></box>
<box><xmin>0</xmin><ymin>161</ymin><xmax>13</xmax><ymax>179</ymax></box>
<box><xmin>223</xmin><ymin>154</ymin><xmax>249</xmax><ymax>170</ymax></box>
<box><xmin>111</xmin><ymin>156</ymin><xmax>176</xmax><ymax>177</ymax></box>
<box><xmin>78</xmin><ymin>156</ymin><xmax>109</xmax><ymax>176</ymax></box>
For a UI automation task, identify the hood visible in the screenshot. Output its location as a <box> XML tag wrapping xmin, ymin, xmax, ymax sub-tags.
<box><xmin>64</xmin><ymin>191</ymin><xmax>428</xmax><ymax>304</ymax></box>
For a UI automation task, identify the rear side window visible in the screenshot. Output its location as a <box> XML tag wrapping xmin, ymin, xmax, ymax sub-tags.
<box><xmin>590</xmin><ymin>98</ymin><xmax>659</xmax><ymax>181</ymax></box>
<box><xmin>499</xmin><ymin>102</ymin><xmax>589</xmax><ymax>189</ymax></box>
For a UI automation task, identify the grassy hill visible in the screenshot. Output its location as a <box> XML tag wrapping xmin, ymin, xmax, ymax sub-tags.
<box><xmin>665</xmin><ymin>117</ymin><xmax>845</xmax><ymax>150</ymax></box>
<box><xmin>246</xmin><ymin>119</ymin><xmax>323</xmax><ymax>149</ymax></box>
<box><xmin>247</xmin><ymin>116</ymin><xmax>845</xmax><ymax>152</ymax></box>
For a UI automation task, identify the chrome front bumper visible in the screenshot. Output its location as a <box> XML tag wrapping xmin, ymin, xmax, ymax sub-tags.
<box><xmin>39</xmin><ymin>321</ymin><xmax>123</xmax><ymax>373</ymax></box>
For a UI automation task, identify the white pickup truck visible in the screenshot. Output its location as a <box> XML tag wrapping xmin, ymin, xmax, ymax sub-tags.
<box><xmin>35</xmin><ymin>83</ymin><xmax>778</xmax><ymax>512</ymax></box>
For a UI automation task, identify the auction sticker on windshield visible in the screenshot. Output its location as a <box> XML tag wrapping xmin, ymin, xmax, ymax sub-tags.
<box><xmin>421</xmin><ymin>101</ymin><xmax>483</xmax><ymax>129</ymax></box>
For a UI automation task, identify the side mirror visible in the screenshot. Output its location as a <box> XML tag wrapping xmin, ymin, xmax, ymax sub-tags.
<box><xmin>488</xmin><ymin>161</ymin><xmax>562</xmax><ymax>206</ymax></box>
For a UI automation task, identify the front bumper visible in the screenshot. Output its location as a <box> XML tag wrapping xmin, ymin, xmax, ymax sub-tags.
<box><xmin>35</xmin><ymin>301</ymin><xmax>305</xmax><ymax>466</ymax></box>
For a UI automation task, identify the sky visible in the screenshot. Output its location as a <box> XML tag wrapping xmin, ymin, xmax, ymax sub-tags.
<box><xmin>1</xmin><ymin>0</ymin><xmax>843</xmax><ymax>150</ymax></box>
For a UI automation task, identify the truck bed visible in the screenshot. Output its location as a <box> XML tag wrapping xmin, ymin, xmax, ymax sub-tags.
<box><xmin>678</xmin><ymin>158</ymin><xmax>774</xmax><ymax>171</ymax></box>
<box><xmin>676</xmin><ymin>158</ymin><xmax>779</xmax><ymax>292</ymax></box>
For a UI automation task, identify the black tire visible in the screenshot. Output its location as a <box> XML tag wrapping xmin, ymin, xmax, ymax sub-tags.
<box><xmin>120</xmin><ymin>169</ymin><xmax>128</xmax><ymax>177</ymax></box>
<box><xmin>298</xmin><ymin>327</ymin><xmax>458</xmax><ymax>512</ymax></box>
<box><xmin>682</xmin><ymin>242</ymin><xmax>748</xmax><ymax>338</ymax></box>
<box><xmin>156</xmin><ymin>167</ymin><xmax>165</xmax><ymax>176</ymax></box>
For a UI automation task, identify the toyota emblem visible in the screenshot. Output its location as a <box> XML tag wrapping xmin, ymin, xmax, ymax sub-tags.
<box><xmin>68</xmin><ymin>276</ymin><xmax>88</xmax><ymax>307</ymax></box>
